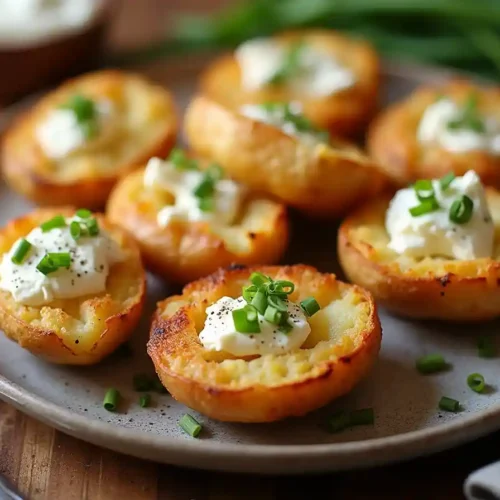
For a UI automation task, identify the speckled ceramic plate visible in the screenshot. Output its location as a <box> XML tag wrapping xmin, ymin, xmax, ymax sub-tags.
<box><xmin>0</xmin><ymin>59</ymin><xmax>499</xmax><ymax>475</ymax></box>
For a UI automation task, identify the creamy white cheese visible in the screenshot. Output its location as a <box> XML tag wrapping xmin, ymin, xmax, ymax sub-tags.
<box><xmin>240</xmin><ymin>102</ymin><xmax>327</xmax><ymax>144</ymax></box>
<box><xmin>144</xmin><ymin>157</ymin><xmax>246</xmax><ymax>227</ymax></box>
<box><xmin>385</xmin><ymin>170</ymin><xmax>494</xmax><ymax>260</ymax></box>
<box><xmin>0</xmin><ymin>216</ymin><xmax>125</xmax><ymax>306</ymax></box>
<box><xmin>235</xmin><ymin>37</ymin><xmax>356</xmax><ymax>96</ymax></box>
<box><xmin>0</xmin><ymin>0</ymin><xmax>100</xmax><ymax>48</ymax></box>
<box><xmin>417</xmin><ymin>98</ymin><xmax>500</xmax><ymax>154</ymax></box>
<box><xmin>36</xmin><ymin>100</ymin><xmax>112</xmax><ymax>160</ymax></box>
<box><xmin>199</xmin><ymin>296</ymin><xmax>311</xmax><ymax>356</ymax></box>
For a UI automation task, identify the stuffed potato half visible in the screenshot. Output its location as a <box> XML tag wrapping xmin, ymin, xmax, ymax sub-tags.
<box><xmin>147</xmin><ymin>264</ymin><xmax>382</xmax><ymax>423</ymax></box>
<box><xmin>367</xmin><ymin>80</ymin><xmax>500</xmax><ymax>189</ymax></box>
<box><xmin>0</xmin><ymin>208</ymin><xmax>146</xmax><ymax>364</ymax></box>
<box><xmin>199</xmin><ymin>29</ymin><xmax>381</xmax><ymax>138</ymax></box>
<box><xmin>1</xmin><ymin>70</ymin><xmax>178</xmax><ymax>209</ymax></box>
<box><xmin>338</xmin><ymin>188</ymin><xmax>500</xmax><ymax>321</ymax></box>
<box><xmin>106</xmin><ymin>162</ymin><xmax>289</xmax><ymax>284</ymax></box>
<box><xmin>184</xmin><ymin>95</ymin><xmax>387</xmax><ymax>218</ymax></box>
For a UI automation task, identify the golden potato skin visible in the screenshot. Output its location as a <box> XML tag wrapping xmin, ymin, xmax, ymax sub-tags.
<box><xmin>184</xmin><ymin>95</ymin><xmax>387</xmax><ymax>218</ymax></box>
<box><xmin>367</xmin><ymin>80</ymin><xmax>500</xmax><ymax>188</ymax></box>
<box><xmin>106</xmin><ymin>168</ymin><xmax>289</xmax><ymax>284</ymax></box>
<box><xmin>200</xmin><ymin>29</ymin><xmax>381</xmax><ymax>138</ymax></box>
<box><xmin>1</xmin><ymin>70</ymin><xmax>178</xmax><ymax>210</ymax></box>
<box><xmin>147</xmin><ymin>265</ymin><xmax>382</xmax><ymax>422</ymax></box>
<box><xmin>0</xmin><ymin>208</ymin><xmax>146</xmax><ymax>364</ymax></box>
<box><xmin>338</xmin><ymin>189</ymin><xmax>500</xmax><ymax>321</ymax></box>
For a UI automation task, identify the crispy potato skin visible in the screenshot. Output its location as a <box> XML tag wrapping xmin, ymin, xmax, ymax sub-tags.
<box><xmin>0</xmin><ymin>208</ymin><xmax>146</xmax><ymax>364</ymax></box>
<box><xmin>199</xmin><ymin>29</ymin><xmax>381</xmax><ymax>138</ymax></box>
<box><xmin>147</xmin><ymin>265</ymin><xmax>382</xmax><ymax>422</ymax></box>
<box><xmin>1</xmin><ymin>70</ymin><xmax>178</xmax><ymax>209</ymax></box>
<box><xmin>338</xmin><ymin>189</ymin><xmax>500</xmax><ymax>321</ymax></box>
<box><xmin>184</xmin><ymin>95</ymin><xmax>387</xmax><ymax>218</ymax></box>
<box><xmin>106</xmin><ymin>168</ymin><xmax>289</xmax><ymax>284</ymax></box>
<box><xmin>367</xmin><ymin>80</ymin><xmax>500</xmax><ymax>188</ymax></box>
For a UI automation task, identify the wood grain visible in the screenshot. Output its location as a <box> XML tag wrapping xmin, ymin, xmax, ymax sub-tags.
<box><xmin>1</xmin><ymin>1</ymin><xmax>500</xmax><ymax>499</ymax></box>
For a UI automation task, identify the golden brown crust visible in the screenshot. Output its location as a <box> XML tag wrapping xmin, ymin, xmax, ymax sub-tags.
<box><xmin>147</xmin><ymin>264</ymin><xmax>382</xmax><ymax>422</ymax></box>
<box><xmin>200</xmin><ymin>29</ymin><xmax>381</xmax><ymax>138</ymax></box>
<box><xmin>338</xmin><ymin>188</ymin><xmax>500</xmax><ymax>321</ymax></box>
<box><xmin>367</xmin><ymin>79</ymin><xmax>500</xmax><ymax>188</ymax></box>
<box><xmin>184</xmin><ymin>95</ymin><xmax>388</xmax><ymax>218</ymax></box>
<box><xmin>106</xmin><ymin>168</ymin><xmax>289</xmax><ymax>284</ymax></box>
<box><xmin>0</xmin><ymin>208</ymin><xmax>146</xmax><ymax>364</ymax></box>
<box><xmin>1</xmin><ymin>70</ymin><xmax>178</xmax><ymax>209</ymax></box>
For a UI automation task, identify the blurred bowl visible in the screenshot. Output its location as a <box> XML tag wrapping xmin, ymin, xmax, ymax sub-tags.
<box><xmin>0</xmin><ymin>0</ymin><xmax>116</xmax><ymax>104</ymax></box>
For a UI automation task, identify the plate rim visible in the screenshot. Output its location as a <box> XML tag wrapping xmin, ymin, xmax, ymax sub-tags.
<box><xmin>1</xmin><ymin>60</ymin><xmax>499</xmax><ymax>474</ymax></box>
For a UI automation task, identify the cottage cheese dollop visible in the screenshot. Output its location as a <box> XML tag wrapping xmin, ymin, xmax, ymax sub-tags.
<box><xmin>417</xmin><ymin>97</ymin><xmax>500</xmax><ymax>154</ymax></box>
<box><xmin>385</xmin><ymin>170</ymin><xmax>494</xmax><ymax>260</ymax></box>
<box><xmin>235</xmin><ymin>37</ymin><xmax>356</xmax><ymax>96</ymax></box>
<box><xmin>199</xmin><ymin>296</ymin><xmax>311</xmax><ymax>356</ymax></box>
<box><xmin>0</xmin><ymin>216</ymin><xmax>125</xmax><ymax>306</ymax></box>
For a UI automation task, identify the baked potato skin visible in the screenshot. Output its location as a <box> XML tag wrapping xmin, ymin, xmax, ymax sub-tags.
<box><xmin>184</xmin><ymin>95</ymin><xmax>387</xmax><ymax>218</ymax></box>
<box><xmin>0</xmin><ymin>208</ymin><xmax>146</xmax><ymax>364</ymax></box>
<box><xmin>1</xmin><ymin>70</ymin><xmax>178</xmax><ymax>210</ymax></box>
<box><xmin>200</xmin><ymin>29</ymin><xmax>381</xmax><ymax>138</ymax></box>
<box><xmin>367</xmin><ymin>80</ymin><xmax>500</xmax><ymax>188</ymax></box>
<box><xmin>338</xmin><ymin>190</ymin><xmax>500</xmax><ymax>321</ymax></box>
<box><xmin>106</xmin><ymin>169</ymin><xmax>289</xmax><ymax>284</ymax></box>
<box><xmin>148</xmin><ymin>265</ymin><xmax>382</xmax><ymax>422</ymax></box>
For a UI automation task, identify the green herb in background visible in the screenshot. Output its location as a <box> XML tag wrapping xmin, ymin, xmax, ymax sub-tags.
<box><xmin>114</xmin><ymin>0</ymin><xmax>500</xmax><ymax>80</ymax></box>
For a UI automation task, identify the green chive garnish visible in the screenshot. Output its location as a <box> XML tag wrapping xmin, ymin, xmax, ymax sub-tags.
<box><xmin>139</xmin><ymin>394</ymin><xmax>151</xmax><ymax>408</ymax></box>
<box><xmin>250</xmin><ymin>272</ymin><xmax>269</xmax><ymax>287</ymax></box>
<box><xmin>242</xmin><ymin>284</ymin><xmax>257</xmax><ymax>303</ymax></box>
<box><xmin>61</xmin><ymin>94</ymin><xmax>96</xmax><ymax>122</ymax></box>
<box><xmin>48</xmin><ymin>252</ymin><xmax>71</xmax><ymax>268</ymax></box>
<box><xmin>168</xmin><ymin>148</ymin><xmax>198</xmax><ymax>170</ymax></box>
<box><xmin>86</xmin><ymin>218</ymin><xmax>99</xmax><ymax>236</ymax></box>
<box><xmin>232</xmin><ymin>304</ymin><xmax>261</xmax><ymax>333</ymax></box>
<box><xmin>11</xmin><ymin>238</ymin><xmax>32</xmax><ymax>265</ymax></box>
<box><xmin>467</xmin><ymin>373</ymin><xmax>486</xmax><ymax>393</ymax></box>
<box><xmin>268</xmin><ymin>294</ymin><xmax>288</xmax><ymax>312</ymax></box>
<box><xmin>438</xmin><ymin>396</ymin><xmax>460</xmax><ymax>412</ymax></box>
<box><xmin>36</xmin><ymin>254</ymin><xmax>58</xmax><ymax>275</ymax></box>
<box><xmin>279</xmin><ymin>318</ymin><xmax>293</xmax><ymax>334</ymax></box>
<box><xmin>478</xmin><ymin>336</ymin><xmax>496</xmax><ymax>358</ymax></box>
<box><xmin>350</xmin><ymin>408</ymin><xmax>375</xmax><ymax>426</ymax></box>
<box><xmin>69</xmin><ymin>221</ymin><xmax>81</xmax><ymax>240</ymax></box>
<box><xmin>198</xmin><ymin>196</ymin><xmax>214</xmax><ymax>212</ymax></box>
<box><xmin>414</xmin><ymin>179</ymin><xmax>435</xmax><ymax>201</ymax></box>
<box><xmin>76</xmin><ymin>208</ymin><xmax>92</xmax><ymax>219</ymax></box>
<box><xmin>449</xmin><ymin>195</ymin><xmax>473</xmax><ymax>224</ymax></box>
<box><xmin>194</xmin><ymin>176</ymin><xmax>215</xmax><ymax>198</ymax></box>
<box><xmin>271</xmin><ymin>280</ymin><xmax>295</xmax><ymax>295</ymax></box>
<box><xmin>328</xmin><ymin>410</ymin><xmax>351</xmax><ymax>433</ymax></box>
<box><xmin>416</xmin><ymin>353</ymin><xmax>448</xmax><ymax>374</ymax></box>
<box><xmin>103</xmin><ymin>388</ymin><xmax>120</xmax><ymax>412</ymax></box>
<box><xmin>264</xmin><ymin>305</ymin><xmax>282</xmax><ymax>324</ymax></box>
<box><xmin>40</xmin><ymin>215</ymin><xmax>66</xmax><ymax>232</ymax></box>
<box><xmin>439</xmin><ymin>172</ymin><xmax>455</xmax><ymax>191</ymax></box>
<box><xmin>133</xmin><ymin>373</ymin><xmax>153</xmax><ymax>392</ymax></box>
<box><xmin>300</xmin><ymin>297</ymin><xmax>321</xmax><ymax>317</ymax></box>
<box><xmin>409</xmin><ymin>199</ymin><xmax>440</xmax><ymax>217</ymax></box>
<box><xmin>251</xmin><ymin>289</ymin><xmax>268</xmax><ymax>315</ymax></box>
<box><xmin>179</xmin><ymin>414</ymin><xmax>202</xmax><ymax>437</ymax></box>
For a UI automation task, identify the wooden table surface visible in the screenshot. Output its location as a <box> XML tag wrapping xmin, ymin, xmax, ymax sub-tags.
<box><xmin>1</xmin><ymin>1</ymin><xmax>500</xmax><ymax>499</ymax></box>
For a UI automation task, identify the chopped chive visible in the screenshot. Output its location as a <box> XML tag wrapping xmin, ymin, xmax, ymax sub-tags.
<box><xmin>40</xmin><ymin>215</ymin><xmax>66</xmax><ymax>232</ymax></box>
<box><xmin>139</xmin><ymin>394</ymin><xmax>151</xmax><ymax>408</ymax></box>
<box><xmin>242</xmin><ymin>284</ymin><xmax>257</xmax><ymax>303</ymax></box>
<box><xmin>193</xmin><ymin>176</ymin><xmax>215</xmax><ymax>198</ymax></box>
<box><xmin>449</xmin><ymin>195</ymin><xmax>474</xmax><ymax>224</ymax></box>
<box><xmin>328</xmin><ymin>410</ymin><xmax>350</xmax><ymax>433</ymax></box>
<box><xmin>76</xmin><ymin>208</ymin><xmax>92</xmax><ymax>219</ymax></box>
<box><xmin>168</xmin><ymin>148</ymin><xmax>198</xmax><ymax>170</ymax></box>
<box><xmin>232</xmin><ymin>304</ymin><xmax>261</xmax><ymax>333</ymax></box>
<box><xmin>414</xmin><ymin>179</ymin><xmax>435</xmax><ymax>201</ymax></box>
<box><xmin>467</xmin><ymin>373</ymin><xmax>486</xmax><ymax>393</ymax></box>
<box><xmin>416</xmin><ymin>353</ymin><xmax>448</xmax><ymax>374</ymax></box>
<box><xmin>478</xmin><ymin>336</ymin><xmax>496</xmax><ymax>358</ymax></box>
<box><xmin>300</xmin><ymin>297</ymin><xmax>321</xmax><ymax>317</ymax></box>
<box><xmin>251</xmin><ymin>289</ymin><xmax>268</xmax><ymax>315</ymax></box>
<box><xmin>36</xmin><ymin>254</ymin><xmax>58</xmax><ymax>275</ymax></box>
<box><xmin>198</xmin><ymin>196</ymin><xmax>214</xmax><ymax>212</ymax></box>
<box><xmin>278</xmin><ymin>316</ymin><xmax>293</xmax><ymax>334</ymax></box>
<box><xmin>439</xmin><ymin>172</ymin><xmax>455</xmax><ymax>191</ymax></box>
<box><xmin>86</xmin><ymin>217</ymin><xmax>99</xmax><ymax>236</ymax></box>
<box><xmin>264</xmin><ymin>305</ymin><xmax>282</xmax><ymax>324</ymax></box>
<box><xmin>179</xmin><ymin>414</ymin><xmax>202</xmax><ymax>437</ymax></box>
<box><xmin>409</xmin><ymin>199</ymin><xmax>440</xmax><ymax>217</ymax></box>
<box><xmin>61</xmin><ymin>94</ymin><xmax>96</xmax><ymax>122</ymax></box>
<box><xmin>133</xmin><ymin>373</ymin><xmax>153</xmax><ymax>392</ymax></box>
<box><xmin>350</xmin><ymin>408</ymin><xmax>375</xmax><ymax>426</ymax></box>
<box><xmin>103</xmin><ymin>388</ymin><xmax>120</xmax><ymax>412</ymax></box>
<box><xmin>47</xmin><ymin>252</ymin><xmax>71</xmax><ymax>268</ymax></box>
<box><xmin>250</xmin><ymin>272</ymin><xmax>269</xmax><ymax>287</ymax></box>
<box><xmin>438</xmin><ymin>396</ymin><xmax>460</xmax><ymax>412</ymax></box>
<box><xmin>272</xmin><ymin>280</ymin><xmax>295</xmax><ymax>295</ymax></box>
<box><xmin>70</xmin><ymin>221</ymin><xmax>81</xmax><ymax>240</ymax></box>
<box><xmin>11</xmin><ymin>238</ymin><xmax>32</xmax><ymax>265</ymax></box>
<box><xmin>268</xmin><ymin>294</ymin><xmax>288</xmax><ymax>312</ymax></box>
